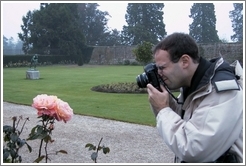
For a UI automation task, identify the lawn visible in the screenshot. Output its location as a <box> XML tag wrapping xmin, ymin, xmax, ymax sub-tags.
<box><xmin>3</xmin><ymin>65</ymin><xmax>178</xmax><ymax>126</ymax></box>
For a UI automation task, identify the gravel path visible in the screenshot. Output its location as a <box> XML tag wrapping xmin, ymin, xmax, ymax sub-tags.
<box><xmin>2</xmin><ymin>101</ymin><xmax>174</xmax><ymax>163</ymax></box>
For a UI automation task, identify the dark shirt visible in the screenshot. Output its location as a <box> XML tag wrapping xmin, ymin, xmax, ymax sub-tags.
<box><xmin>183</xmin><ymin>57</ymin><xmax>211</xmax><ymax>101</ymax></box>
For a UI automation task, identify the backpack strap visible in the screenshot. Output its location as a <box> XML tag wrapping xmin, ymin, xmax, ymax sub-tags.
<box><xmin>212</xmin><ymin>70</ymin><xmax>240</xmax><ymax>93</ymax></box>
<box><xmin>230</xmin><ymin>60</ymin><xmax>243</xmax><ymax>89</ymax></box>
<box><xmin>212</xmin><ymin>60</ymin><xmax>242</xmax><ymax>93</ymax></box>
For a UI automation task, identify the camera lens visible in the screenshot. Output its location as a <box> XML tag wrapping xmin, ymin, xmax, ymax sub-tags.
<box><xmin>136</xmin><ymin>72</ymin><xmax>149</xmax><ymax>88</ymax></box>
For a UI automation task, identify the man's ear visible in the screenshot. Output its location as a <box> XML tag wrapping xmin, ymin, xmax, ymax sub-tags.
<box><xmin>180</xmin><ymin>54</ymin><xmax>190</xmax><ymax>69</ymax></box>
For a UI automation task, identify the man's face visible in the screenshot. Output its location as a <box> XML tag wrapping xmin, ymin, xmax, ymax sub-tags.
<box><xmin>154</xmin><ymin>49</ymin><xmax>185</xmax><ymax>90</ymax></box>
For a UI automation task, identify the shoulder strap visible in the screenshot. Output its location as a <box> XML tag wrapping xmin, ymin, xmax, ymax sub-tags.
<box><xmin>212</xmin><ymin>60</ymin><xmax>243</xmax><ymax>92</ymax></box>
<box><xmin>230</xmin><ymin>60</ymin><xmax>243</xmax><ymax>89</ymax></box>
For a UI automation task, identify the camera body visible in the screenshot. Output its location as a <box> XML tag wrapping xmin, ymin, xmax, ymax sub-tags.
<box><xmin>136</xmin><ymin>63</ymin><xmax>161</xmax><ymax>91</ymax></box>
<box><xmin>136</xmin><ymin>63</ymin><xmax>183</xmax><ymax>104</ymax></box>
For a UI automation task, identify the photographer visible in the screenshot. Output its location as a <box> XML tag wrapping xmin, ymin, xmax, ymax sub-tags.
<box><xmin>146</xmin><ymin>33</ymin><xmax>243</xmax><ymax>162</ymax></box>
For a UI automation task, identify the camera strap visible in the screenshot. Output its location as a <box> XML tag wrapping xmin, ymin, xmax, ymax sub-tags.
<box><xmin>158</xmin><ymin>77</ymin><xmax>183</xmax><ymax>104</ymax></box>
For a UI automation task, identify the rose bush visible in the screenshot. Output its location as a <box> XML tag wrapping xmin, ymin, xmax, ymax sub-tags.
<box><xmin>3</xmin><ymin>94</ymin><xmax>73</xmax><ymax>163</ymax></box>
<box><xmin>27</xmin><ymin>94</ymin><xmax>74</xmax><ymax>162</ymax></box>
<box><xmin>3</xmin><ymin>94</ymin><xmax>109</xmax><ymax>163</ymax></box>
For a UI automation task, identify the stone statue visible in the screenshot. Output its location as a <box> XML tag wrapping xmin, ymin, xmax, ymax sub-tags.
<box><xmin>30</xmin><ymin>54</ymin><xmax>38</xmax><ymax>70</ymax></box>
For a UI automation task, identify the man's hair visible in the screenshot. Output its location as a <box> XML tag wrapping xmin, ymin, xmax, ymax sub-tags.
<box><xmin>153</xmin><ymin>32</ymin><xmax>200</xmax><ymax>63</ymax></box>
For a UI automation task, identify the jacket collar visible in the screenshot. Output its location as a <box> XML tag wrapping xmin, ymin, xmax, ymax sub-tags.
<box><xmin>183</xmin><ymin>57</ymin><xmax>212</xmax><ymax>100</ymax></box>
<box><xmin>179</xmin><ymin>57</ymin><xmax>224</xmax><ymax>105</ymax></box>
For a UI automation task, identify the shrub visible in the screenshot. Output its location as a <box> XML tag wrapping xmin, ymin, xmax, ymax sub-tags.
<box><xmin>132</xmin><ymin>41</ymin><xmax>154</xmax><ymax>65</ymax></box>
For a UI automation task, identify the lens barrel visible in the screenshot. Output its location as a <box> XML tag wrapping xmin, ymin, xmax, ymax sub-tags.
<box><xmin>136</xmin><ymin>72</ymin><xmax>149</xmax><ymax>88</ymax></box>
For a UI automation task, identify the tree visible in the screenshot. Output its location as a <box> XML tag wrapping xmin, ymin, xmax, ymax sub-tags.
<box><xmin>15</xmin><ymin>39</ymin><xmax>23</xmax><ymax>50</ymax></box>
<box><xmin>189</xmin><ymin>3</ymin><xmax>220</xmax><ymax>43</ymax></box>
<box><xmin>18</xmin><ymin>10</ymin><xmax>33</xmax><ymax>54</ymax></box>
<box><xmin>99</xmin><ymin>29</ymin><xmax>123</xmax><ymax>46</ymax></box>
<box><xmin>229</xmin><ymin>3</ymin><xmax>243</xmax><ymax>42</ymax></box>
<box><xmin>3</xmin><ymin>36</ymin><xmax>16</xmax><ymax>55</ymax></box>
<box><xmin>18</xmin><ymin>3</ymin><xmax>86</xmax><ymax>63</ymax></box>
<box><xmin>122</xmin><ymin>3</ymin><xmax>166</xmax><ymax>46</ymax></box>
<box><xmin>77</xmin><ymin>3</ymin><xmax>110</xmax><ymax>46</ymax></box>
<box><xmin>3</xmin><ymin>36</ymin><xmax>10</xmax><ymax>49</ymax></box>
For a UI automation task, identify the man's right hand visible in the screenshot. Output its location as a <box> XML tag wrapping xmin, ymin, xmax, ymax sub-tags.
<box><xmin>147</xmin><ymin>83</ymin><xmax>170</xmax><ymax>114</ymax></box>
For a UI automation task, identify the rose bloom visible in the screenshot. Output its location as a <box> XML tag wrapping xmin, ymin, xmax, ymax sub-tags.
<box><xmin>32</xmin><ymin>94</ymin><xmax>58</xmax><ymax>117</ymax></box>
<box><xmin>54</xmin><ymin>99</ymin><xmax>73</xmax><ymax>123</ymax></box>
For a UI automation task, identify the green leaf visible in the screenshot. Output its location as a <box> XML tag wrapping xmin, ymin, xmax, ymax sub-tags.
<box><xmin>25</xmin><ymin>142</ymin><xmax>32</xmax><ymax>153</ymax></box>
<box><xmin>30</xmin><ymin>125</ymin><xmax>39</xmax><ymax>133</ymax></box>
<box><xmin>85</xmin><ymin>143</ymin><xmax>96</xmax><ymax>151</ymax></box>
<box><xmin>33</xmin><ymin>155</ymin><xmax>45</xmax><ymax>163</ymax></box>
<box><xmin>85</xmin><ymin>143</ymin><xmax>94</xmax><ymax>148</ymax></box>
<box><xmin>3</xmin><ymin>125</ymin><xmax>13</xmax><ymax>133</ymax></box>
<box><xmin>56</xmin><ymin>150</ymin><xmax>68</xmax><ymax>154</ymax></box>
<box><xmin>10</xmin><ymin>149</ymin><xmax>17</xmax><ymax>158</ymax></box>
<box><xmin>97</xmin><ymin>146</ymin><xmax>102</xmax><ymax>151</ymax></box>
<box><xmin>36</xmin><ymin>125</ymin><xmax>44</xmax><ymax>134</ymax></box>
<box><xmin>103</xmin><ymin>147</ymin><xmax>110</xmax><ymax>154</ymax></box>
<box><xmin>27</xmin><ymin>133</ymin><xmax>42</xmax><ymax>140</ymax></box>
<box><xmin>4</xmin><ymin>135</ymin><xmax>10</xmax><ymax>142</ymax></box>
<box><xmin>16</xmin><ymin>138</ymin><xmax>25</xmax><ymax>147</ymax></box>
<box><xmin>43</xmin><ymin>135</ymin><xmax>52</xmax><ymax>143</ymax></box>
<box><xmin>3</xmin><ymin>150</ymin><xmax>10</xmax><ymax>161</ymax></box>
<box><xmin>89</xmin><ymin>145</ymin><xmax>96</xmax><ymax>151</ymax></box>
<box><xmin>91</xmin><ymin>152</ymin><xmax>98</xmax><ymax>161</ymax></box>
<box><xmin>10</xmin><ymin>133</ymin><xmax>18</xmax><ymax>142</ymax></box>
<box><xmin>27</xmin><ymin>130</ymin><xmax>48</xmax><ymax>140</ymax></box>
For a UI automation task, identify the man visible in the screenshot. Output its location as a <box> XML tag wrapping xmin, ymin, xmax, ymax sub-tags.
<box><xmin>147</xmin><ymin>32</ymin><xmax>243</xmax><ymax>163</ymax></box>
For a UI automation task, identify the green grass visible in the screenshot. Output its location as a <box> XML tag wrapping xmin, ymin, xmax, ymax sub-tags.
<box><xmin>3</xmin><ymin>65</ymin><xmax>178</xmax><ymax>126</ymax></box>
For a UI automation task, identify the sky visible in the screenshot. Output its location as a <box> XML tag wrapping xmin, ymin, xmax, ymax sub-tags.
<box><xmin>1</xmin><ymin>1</ymin><xmax>239</xmax><ymax>43</ymax></box>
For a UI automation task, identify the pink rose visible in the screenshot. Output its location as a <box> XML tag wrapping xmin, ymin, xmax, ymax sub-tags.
<box><xmin>54</xmin><ymin>99</ymin><xmax>73</xmax><ymax>123</ymax></box>
<box><xmin>32</xmin><ymin>94</ymin><xmax>58</xmax><ymax>116</ymax></box>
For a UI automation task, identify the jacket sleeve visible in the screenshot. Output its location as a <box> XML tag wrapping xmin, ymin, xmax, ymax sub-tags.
<box><xmin>155</xmin><ymin>88</ymin><xmax>243</xmax><ymax>162</ymax></box>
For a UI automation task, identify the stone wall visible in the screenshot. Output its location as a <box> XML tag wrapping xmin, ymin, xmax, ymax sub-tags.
<box><xmin>199</xmin><ymin>43</ymin><xmax>243</xmax><ymax>65</ymax></box>
<box><xmin>89</xmin><ymin>46</ymin><xmax>137</xmax><ymax>65</ymax></box>
<box><xmin>89</xmin><ymin>43</ymin><xmax>243</xmax><ymax>66</ymax></box>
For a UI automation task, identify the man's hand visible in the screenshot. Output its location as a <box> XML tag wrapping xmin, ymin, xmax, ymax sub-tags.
<box><xmin>147</xmin><ymin>83</ymin><xmax>170</xmax><ymax>114</ymax></box>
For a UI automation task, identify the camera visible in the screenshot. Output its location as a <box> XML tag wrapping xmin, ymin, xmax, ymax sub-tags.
<box><xmin>136</xmin><ymin>63</ymin><xmax>183</xmax><ymax>104</ymax></box>
<box><xmin>136</xmin><ymin>63</ymin><xmax>162</xmax><ymax>91</ymax></box>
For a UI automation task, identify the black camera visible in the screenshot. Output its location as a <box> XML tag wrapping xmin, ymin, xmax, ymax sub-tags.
<box><xmin>136</xmin><ymin>63</ymin><xmax>183</xmax><ymax>104</ymax></box>
<box><xmin>136</xmin><ymin>63</ymin><xmax>162</xmax><ymax>91</ymax></box>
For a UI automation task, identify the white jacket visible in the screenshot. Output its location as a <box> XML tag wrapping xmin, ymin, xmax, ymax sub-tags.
<box><xmin>153</xmin><ymin>58</ymin><xmax>243</xmax><ymax>162</ymax></box>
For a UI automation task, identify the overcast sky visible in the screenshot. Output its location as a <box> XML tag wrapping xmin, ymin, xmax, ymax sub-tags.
<box><xmin>1</xmin><ymin>1</ymin><xmax>237</xmax><ymax>43</ymax></box>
